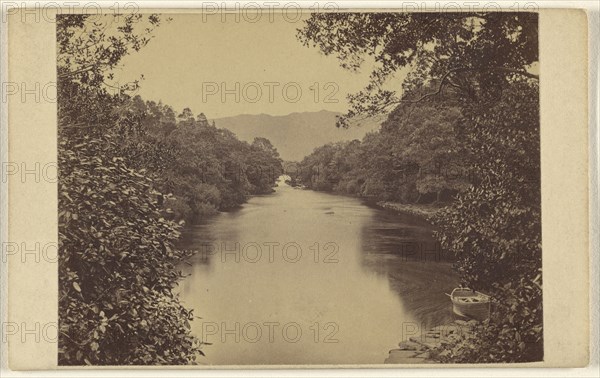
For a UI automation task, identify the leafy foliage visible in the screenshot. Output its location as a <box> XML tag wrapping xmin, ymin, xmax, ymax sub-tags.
<box><xmin>431</xmin><ymin>81</ymin><xmax>542</xmax><ymax>362</ymax></box>
<box><xmin>120</xmin><ymin>97</ymin><xmax>283</xmax><ymax>223</ymax></box>
<box><xmin>58</xmin><ymin>135</ymin><xmax>201</xmax><ymax>365</ymax></box>
<box><xmin>298</xmin><ymin>12</ymin><xmax>538</xmax><ymax>127</ymax></box>
<box><xmin>57</xmin><ymin>14</ymin><xmax>205</xmax><ymax>366</ymax></box>
<box><xmin>296</xmin><ymin>103</ymin><xmax>468</xmax><ymax>204</ymax></box>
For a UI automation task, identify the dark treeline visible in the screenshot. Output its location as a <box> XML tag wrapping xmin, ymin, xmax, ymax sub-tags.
<box><xmin>295</xmin><ymin>101</ymin><xmax>470</xmax><ymax>204</ymax></box>
<box><xmin>118</xmin><ymin>97</ymin><xmax>283</xmax><ymax>223</ymax></box>
<box><xmin>57</xmin><ymin>15</ymin><xmax>280</xmax><ymax>365</ymax></box>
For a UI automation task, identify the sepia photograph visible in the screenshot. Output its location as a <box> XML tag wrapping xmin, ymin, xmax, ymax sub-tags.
<box><xmin>53</xmin><ymin>9</ymin><xmax>546</xmax><ymax>366</ymax></box>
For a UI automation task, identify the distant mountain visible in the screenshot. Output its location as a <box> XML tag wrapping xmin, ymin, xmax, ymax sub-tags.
<box><xmin>212</xmin><ymin>110</ymin><xmax>381</xmax><ymax>161</ymax></box>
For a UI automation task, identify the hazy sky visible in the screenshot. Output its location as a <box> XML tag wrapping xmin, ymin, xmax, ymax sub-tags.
<box><xmin>114</xmin><ymin>13</ymin><xmax>395</xmax><ymax>119</ymax></box>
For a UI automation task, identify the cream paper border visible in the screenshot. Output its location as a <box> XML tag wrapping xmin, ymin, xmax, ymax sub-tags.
<box><xmin>5</xmin><ymin>7</ymin><xmax>590</xmax><ymax>370</ymax></box>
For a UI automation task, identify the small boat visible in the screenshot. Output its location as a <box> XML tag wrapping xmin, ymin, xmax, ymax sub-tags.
<box><xmin>446</xmin><ymin>287</ymin><xmax>491</xmax><ymax>321</ymax></box>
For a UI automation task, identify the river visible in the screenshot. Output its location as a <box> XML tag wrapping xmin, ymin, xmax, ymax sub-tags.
<box><xmin>177</xmin><ymin>177</ymin><xmax>458</xmax><ymax>365</ymax></box>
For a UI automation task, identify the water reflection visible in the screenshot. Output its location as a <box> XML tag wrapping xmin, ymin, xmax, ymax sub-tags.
<box><xmin>176</xmin><ymin>180</ymin><xmax>457</xmax><ymax>365</ymax></box>
<box><xmin>359</xmin><ymin>208</ymin><xmax>457</xmax><ymax>329</ymax></box>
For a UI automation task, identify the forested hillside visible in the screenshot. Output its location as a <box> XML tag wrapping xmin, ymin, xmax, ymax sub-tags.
<box><xmin>296</xmin><ymin>102</ymin><xmax>469</xmax><ymax>204</ymax></box>
<box><xmin>119</xmin><ymin>98</ymin><xmax>283</xmax><ymax>222</ymax></box>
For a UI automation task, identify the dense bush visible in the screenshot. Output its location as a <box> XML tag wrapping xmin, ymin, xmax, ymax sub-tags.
<box><xmin>161</xmin><ymin>114</ymin><xmax>283</xmax><ymax>222</ymax></box>
<box><xmin>431</xmin><ymin>81</ymin><xmax>542</xmax><ymax>362</ymax></box>
<box><xmin>58</xmin><ymin>135</ymin><xmax>202</xmax><ymax>365</ymax></box>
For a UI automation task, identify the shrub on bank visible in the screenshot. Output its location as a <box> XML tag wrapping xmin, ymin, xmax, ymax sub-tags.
<box><xmin>58</xmin><ymin>135</ymin><xmax>202</xmax><ymax>365</ymax></box>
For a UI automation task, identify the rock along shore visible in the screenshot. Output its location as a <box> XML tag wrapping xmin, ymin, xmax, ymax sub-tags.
<box><xmin>375</xmin><ymin>201</ymin><xmax>445</xmax><ymax>220</ymax></box>
<box><xmin>384</xmin><ymin>319</ymin><xmax>479</xmax><ymax>364</ymax></box>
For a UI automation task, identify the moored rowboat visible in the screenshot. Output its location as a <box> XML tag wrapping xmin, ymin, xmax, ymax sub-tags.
<box><xmin>446</xmin><ymin>287</ymin><xmax>491</xmax><ymax>321</ymax></box>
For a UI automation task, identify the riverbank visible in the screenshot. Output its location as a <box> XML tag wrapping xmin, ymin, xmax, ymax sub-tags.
<box><xmin>384</xmin><ymin>319</ymin><xmax>479</xmax><ymax>364</ymax></box>
<box><xmin>375</xmin><ymin>201</ymin><xmax>447</xmax><ymax>220</ymax></box>
<box><xmin>295</xmin><ymin>187</ymin><xmax>449</xmax><ymax>221</ymax></box>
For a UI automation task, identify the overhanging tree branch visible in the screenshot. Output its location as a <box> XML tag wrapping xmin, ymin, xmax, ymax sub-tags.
<box><xmin>400</xmin><ymin>66</ymin><xmax>539</xmax><ymax>104</ymax></box>
<box><xmin>490</xmin><ymin>66</ymin><xmax>539</xmax><ymax>80</ymax></box>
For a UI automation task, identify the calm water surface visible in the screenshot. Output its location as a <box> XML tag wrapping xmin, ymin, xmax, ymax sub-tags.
<box><xmin>177</xmin><ymin>178</ymin><xmax>457</xmax><ymax>365</ymax></box>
